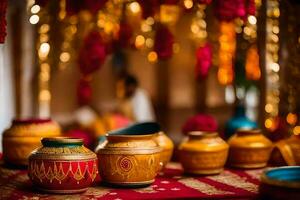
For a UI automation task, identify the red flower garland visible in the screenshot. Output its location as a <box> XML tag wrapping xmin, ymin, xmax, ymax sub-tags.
<box><xmin>154</xmin><ymin>25</ymin><xmax>174</xmax><ymax>60</ymax></box>
<box><xmin>78</xmin><ymin>31</ymin><xmax>106</xmax><ymax>75</ymax></box>
<box><xmin>114</xmin><ymin>22</ymin><xmax>133</xmax><ymax>48</ymax></box>
<box><xmin>215</xmin><ymin>0</ymin><xmax>256</xmax><ymax>21</ymax></box>
<box><xmin>77</xmin><ymin>78</ymin><xmax>93</xmax><ymax>106</ymax></box>
<box><xmin>182</xmin><ymin>114</ymin><xmax>218</xmax><ymax>135</ymax></box>
<box><xmin>195</xmin><ymin>43</ymin><xmax>212</xmax><ymax>80</ymax></box>
<box><xmin>0</xmin><ymin>0</ymin><xmax>7</xmax><ymax>43</ymax></box>
<box><xmin>77</xmin><ymin>31</ymin><xmax>107</xmax><ymax>105</ymax></box>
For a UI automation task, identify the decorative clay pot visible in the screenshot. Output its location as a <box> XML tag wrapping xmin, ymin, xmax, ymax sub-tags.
<box><xmin>227</xmin><ymin>129</ymin><xmax>273</xmax><ymax>168</ymax></box>
<box><xmin>28</xmin><ymin>137</ymin><xmax>98</xmax><ymax>194</ymax></box>
<box><xmin>95</xmin><ymin>122</ymin><xmax>173</xmax><ymax>169</ymax></box>
<box><xmin>96</xmin><ymin>132</ymin><xmax>162</xmax><ymax>187</ymax></box>
<box><xmin>2</xmin><ymin>119</ymin><xmax>61</xmax><ymax>166</ymax></box>
<box><xmin>178</xmin><ymin>131</ymin><xmax>229</xmax><ymax>175</ymax></box>
<box><xmin>155</xmin><ymin>131</ymin><xmax>174</xmax><ymax>168</ymax></box>
<box><xmin>260</xmin><ymin>166</ymin><xmax>300</xmax><ymax>199</ymax></box>
<box><xmin>270</xmin><ymin>134</ymin><xmax>300</xmax><ymax>166</ymax></box>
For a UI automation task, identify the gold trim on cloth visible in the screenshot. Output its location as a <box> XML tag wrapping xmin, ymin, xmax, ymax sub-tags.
<box><xmin>178</xmin><ymin>178</ymin><xmax>233</xmax><ymax>195</ymax></box>
<box><xmin>207</xmin><ymin>171</ymin><xmax>258</xmax><ymax>193</ymax></box>
<box><xmin>244</xmin><ymin>169</ymin><xmax>264</xmax><ymax>180</ymax></box>
<box><xmin>29</xmin><ymin>160</ymin><xmax>98</xmax><ymax>184</ymax></box>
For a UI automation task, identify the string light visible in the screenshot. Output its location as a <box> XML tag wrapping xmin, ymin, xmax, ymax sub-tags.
<box><xmin>265</xmin><ymin>0</ymin><xmax>280</xmax><ymax>129</ymax></box>
<box><xmin>218</xmin><ymin>22</ymin><xmax>236</xmax><ymax>85</ymax></box>
<box><xmin>184</xmin><ymin>0</ymin><xmax>194</xmax><ymax>9</ymax></box>
<box><xmin>190</xmin><ymin>5</ymin><xmax>207</xmax><ymax>43</ymax></box>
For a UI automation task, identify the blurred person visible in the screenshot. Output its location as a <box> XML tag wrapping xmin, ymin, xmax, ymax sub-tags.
<box><xmin>117</xmin><ymin>74</ymin><xmax>155</xmax><ymax>122</ymax></box>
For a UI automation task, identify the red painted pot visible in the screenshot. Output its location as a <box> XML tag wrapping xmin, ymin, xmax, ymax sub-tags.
<box><xmin>28</xmin><ymin>137</ymin><xmax>98</xmax><ymax>194</ymax></box>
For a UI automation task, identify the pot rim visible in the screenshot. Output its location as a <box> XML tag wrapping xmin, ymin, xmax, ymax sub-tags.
<box><xmin>105</xmin><ymin>133</ymin><xmax>158</xmax><ymax>138</ymax></box>
<box><xmin>41</xmin><ymin>137</ymin><xmax>83</xmax><ymax>147</ymax></box>
<box><xmin>187</xmin><ymin>131</ymin><xmax>218</xmax><ymax>138</ymax></box>
<box><xmin>236</xmin><ymin>128</ymin><xmax>261</xmax><ymax>135</ymax></box>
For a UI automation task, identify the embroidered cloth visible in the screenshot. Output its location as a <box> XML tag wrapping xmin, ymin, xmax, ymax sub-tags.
<box><xmin>0</xmin><ymin>162</ymin><xmax>262</xmax><ymax>200</ymax></box>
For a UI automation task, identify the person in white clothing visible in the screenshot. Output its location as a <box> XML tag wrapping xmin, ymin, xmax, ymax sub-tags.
<box><xmin>117</xmin><ymin>75</ymin><xmax>155</xmax><ymax>122</ymax></box>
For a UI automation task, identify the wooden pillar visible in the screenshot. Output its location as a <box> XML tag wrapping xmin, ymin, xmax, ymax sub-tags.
<box><xmin>257</xmin><ymin>0</ymin><xmax>267</xmax><ymax>128</ymax></box>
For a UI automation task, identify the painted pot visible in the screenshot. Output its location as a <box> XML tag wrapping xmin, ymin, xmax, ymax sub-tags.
<box><xmin>95</xmin><ymin>122</ymin><xmax>173</xmax><ymax>168</ymax></box>
<box><xmin>2</xmin><ymin>119</ymin><xmax>61</xmax><ymax>166</ymax></box>
<box><xmin>28</xmin><ymin>137</ymin><xmax>98</xmax><ymax>194</ymax></box>
<box><xmin>270</xmin><ymin>134</ymin><xmax>300</xmax><ymax>166</ymax></box>
<box><xmin>228</xmin><ymin>129</ymin><xmax>273</xmax><ymax>168</ymax></box>
<box><xmin>96</xmin><ymin>128</ymin><xmax>162</xmax><ymax>187</ymax></box>
<box><xmin>260</xmin><ymin>166</ymin><xmax>300</xmax><ymax>199</ymax></box>
<box><xmin>178</xmin><ymin>131</ymin><xmax>229</xmax><ymax>175</ymax></box>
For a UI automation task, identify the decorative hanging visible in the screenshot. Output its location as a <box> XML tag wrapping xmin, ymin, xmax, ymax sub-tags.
<box><xmin>78</xmin><ymin>31</ymin><xmax>107</xmax><ymax>75</ymax></box>
<box><xmin>215</xmin><ymin>0</ymin><xmax>256</xmax><ymax>21</ymax></box>
<box><xmin>264</xmin><ymin>0</ymin><xmax>280</xmax><ymax>130</ymax></box>
<box><xmin>217</xmin><ymin>21</ymin><xmax>236</xmax><ymax>85</ymax></box>
<box><xmin>77</xmin><ymin>31</ymin><xmax>107</xmax><ymax>105</ymax></box>
<box><xmin>114</xmin><ymin>21</ymin><xmax>133</xmax><ymax>49</ymax></box>
<box><xmin>0</xmin><ymin>0</ymin><xmax>7</xmax><ymax>43</ymax></box>
<box><xmin>195</xmin><ymin>43</ymin><xmax>212</xmax><ymax>80</ymax></box>
<box><xmin>154</xmin><ymin>25</ymin><xmax>174</xmax><ymax>60</ymax></box>
<box><xmin>245</xmin><ymin>45</ymin><xmax>260</xmax><ymax>80</ymax></box>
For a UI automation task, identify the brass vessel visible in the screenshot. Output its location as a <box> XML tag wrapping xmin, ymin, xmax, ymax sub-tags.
<box><xmin>2</xmin><ymin>119</ymin><xmax>61</xmax><ymax>166</ymax></box>
<box><xmin>96</xmin><ymin>133</ymin><xmax>162</xmax><ymax>187</ymax></box>
<box><xmin>228</xmin><ymin>129</ymin><xmax>273</xmax><ymax>168</ymax></box>
<box><xmin>178</xmin><ymin>131</ymin><xmax>229</xmax><ymax>175</ymax></box>
<box><xmin>270</xmin><ymin>134</ymin><xmax>300</xmax><ymax>166</ymax></box>
<box><xmin>95</xmin><ymin>122</ymin><xmax>173</xmax><ymax>169</ymax></box>
<box><xmin>155</xmin><ymin>131</ymin><xmax>174</xmax><ymax>168</ymax></box>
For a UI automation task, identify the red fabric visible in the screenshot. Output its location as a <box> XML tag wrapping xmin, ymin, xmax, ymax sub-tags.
<box><xmin>0</xmin><ymin>159</ymin><xmax>262</xmax><ymax>200</ymax></box>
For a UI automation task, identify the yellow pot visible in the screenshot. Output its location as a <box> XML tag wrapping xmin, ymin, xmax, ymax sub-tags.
<box><xmin>154</xmin><ymin>131</ymin><xmax>174</xmax><ymax>168</ymax></box>
<box><xmin>270</xmin><ymin>134</ymin><xmax>300</xmax><ymax>166</ymax></box>
<box><xmin>227</xmin><ymin>129</ymin><xmax>273</xmax><ymax>168</ymax></box>
<box><xmin>178</xmin><ymin>131</ymin><xmax>229</xmax><ymax>175</ymax></box>
<box><xmin>96</xmin><ymin>133</ymin><xmax>162</xmax><ymax>187</ymax></box>
<box><xmin>2</xmin><ymin>119</ymin><xmax>61</xmax><ymax>166</ymax></box>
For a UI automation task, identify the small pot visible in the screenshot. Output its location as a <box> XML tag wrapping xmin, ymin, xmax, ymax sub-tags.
<box><xmin>178</xmin><ymin>131</ymin><xmax>229</xmax><ymax>175</ymax></box>
<box><xmin>270</xmin><ymin>134</ymin><xmax>300</xmax><ymax>166</ymax></box>
<box><xmin>96</xmin><ymin>130</ymin><xmax>162</xmax><ymax>187</ymax></box>
<box><xmin>28</xmin><ymin>137</ymin><xmax>98</xmax><ymax>194</ymax></box>
<box><xmin>95</xmin><ymin>122</ymin><xmax>173</xmax><ymax>169</ymax></box>
<box><xmin>2</xmin><ymin>119</ymin><xmax>61</xmax><ymax>166</ymax></box>
<box><xmin>227</xmin><ymin>129</ymin><xmax>273</xmax><ymax>168</ymax></box>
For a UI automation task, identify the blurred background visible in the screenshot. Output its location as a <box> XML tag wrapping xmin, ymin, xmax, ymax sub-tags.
<box><xmin>0</xmin><ymin>0</ymin><xmax>300</xmax><ymax>151</ymax></box>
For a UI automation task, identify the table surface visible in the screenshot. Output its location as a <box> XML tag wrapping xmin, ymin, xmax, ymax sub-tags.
<box><xmin>0</xmin><ymin>161</ymin><xmax>264</xmax><ymax>200</ymax></box>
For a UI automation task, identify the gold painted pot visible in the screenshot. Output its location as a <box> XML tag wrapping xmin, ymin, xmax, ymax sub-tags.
<box><xmin>155</xmin><ymin>131</ymin><xmax>174</xmax><ymax>168</ymax></box>
<box><xmin>28</xmin><ymin>137</ymin><xmax>98</xmax><ymax>194</ymax></box>
<box><xmin>96</xmin><ymin>133</ymin><xmax>162</xmax><ymax>187</ymax></box>
<box><xmin>95</xmin><ymin>122</ymin><xmax>173</xmax><ymax>170</ymax></box>
<box><xmin>227</xmin><ymin>129</ymin><xmax>273</xmax><ymax>168</ymax></box>
<box><xmin>2</xmin><ymin>119</ymin><xmax>61</xmax><ymax>166</ymax></box>
<box><xmin>270</xmin><ymin>134</ymin><xmax>300</xmax><ymax>166</ymax></box>
<box><xmin>178</xmin><ymin>131</ymin><xmax>229</xmax><ymax>175</ymax></box>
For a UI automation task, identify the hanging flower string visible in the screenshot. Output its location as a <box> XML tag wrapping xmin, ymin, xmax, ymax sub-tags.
<box><xmin>0</xmin><ymin>0</ymin><xmax>7</xmax><ymax>43</ymax></box>
<box><xmin>77</xmin><ymin>31</ymin><xmax>107</xmax><ymax>105</ymax></box>
<box><xmin>154</xmin><ymin>24</ymin><xmax>174</xmax><ymax>60</ymax></box>
<box><xmin>195</xmin><ymin>43</ymin><xmax>212</xmax><ymax>80</ymax></box>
